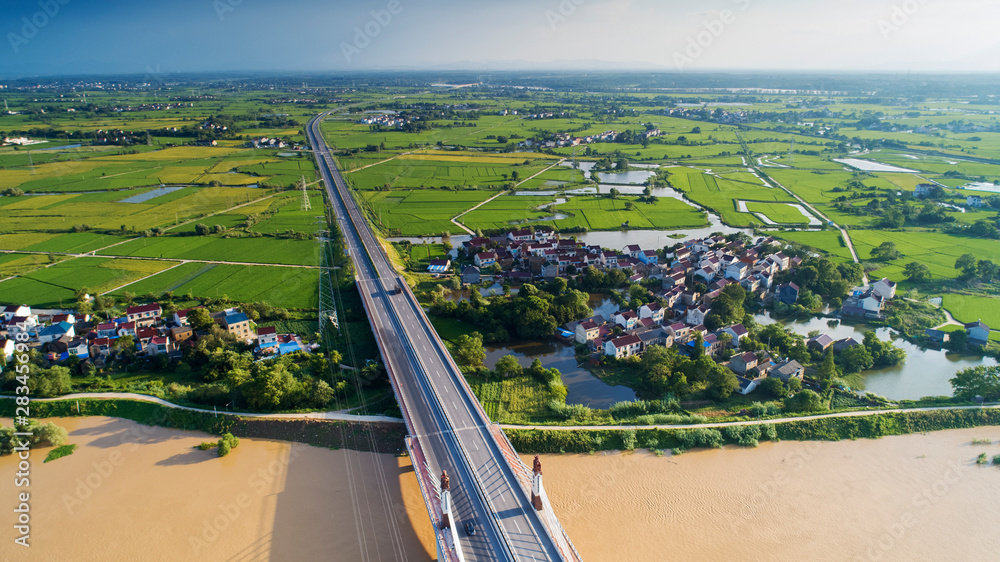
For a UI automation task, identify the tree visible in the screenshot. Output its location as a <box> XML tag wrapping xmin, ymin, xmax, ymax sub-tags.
<box><xmin>188</xmin><ymin>308</ymin><xmax>214</xmax><ymax>331</ymax></box>
<box><xmin>816</xmin><ymin>348</ymin><xmax>837</xmax><ymax>381</ymax></box>
<box><xmin>195</xmin><ymin>223</ymin><xmax>210</xmax><ymax>236</ymax></box>
<box><xmin>708</xmin><ymin>365</ymin><xmax>739</xmax><ymax>400</ymax></box>
<box><xmin>945</xmin><ymin>329</ymin><xmax>968</xmax><ymax>352</ymax></box>
<box><xmin>455</xmin><ymin>332</ymin><xmax>486</xmax><ymax>367</ymax></box>
<box><xmin>759</xmin><ymin>377</ymin><xmax>785</xmax><ymax>398</ymax></box>
<box><xmin>903</xmin><ymin>262</ymin><xmax>931</xmax><ymax>283</ymax></box>
<box><xmin>956</xmin><ymin>253</ymin><xmax>977</xmax><ymax>279</ymax></box>
<box><xmin>870</xmin><ymin>241</ymin><xmax>901</xmax><ymax>261</ymax></box>
<box><xmin>785</xmin><ymin>389</ymin><xmax>825</xmax><ymax>412</ymax></box>
<box><xmin>950</xmin><ymin>365</ymin><xmax>1000</xmax><ymax>401</ymax></box>
<box><xmin>494</xmin><ymin>354</ymin><xmax>523</xmax><ymax>379</ymax></box>
<box><xmin>836</xmin><ymin>344</ymin><xmax>874</xmax><ymax>373</ymax></box>
<box><xmin>30</xmin><ymin>422</ymin><xmax>68</xmax><ymax>447</ymax></box>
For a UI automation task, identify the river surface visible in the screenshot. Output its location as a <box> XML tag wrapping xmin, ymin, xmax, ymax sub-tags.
<box><xmin>754</xmin><ymin>311</ymin><xmax>998</xmax><ymax>400</ymax></box>
<box><xmin>525</xmin><ymin>426</ymin><xmax>1000</xmax><ymax>561</ymax></box>
<box><xmin>0</xmin><ymin>416</ymin><xmax>434</xmax><ymax>561</ymax></box>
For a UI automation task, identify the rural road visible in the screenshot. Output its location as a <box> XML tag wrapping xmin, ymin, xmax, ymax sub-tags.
<box><xmin>0</xmin><ymin>392</ymin><xmax>403</xmax><ymax>423</ymax></box>
<box><xmin>8</xmin><ymin>392</ymin><xmax>996</xmax><ymax>432</ymax></box>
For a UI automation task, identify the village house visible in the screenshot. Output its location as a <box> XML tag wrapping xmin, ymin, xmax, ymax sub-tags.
<box><xmin>146</xmin><ymin>336</ymin><xmax>171</xmax><ymax>355</ymax></box>
<box><xmin>474</xmin><ymin>251</ymin><xmax>497</xmax><ymax>268</ymax></box>
<box><xmin>118</xmin><ymin>322</ymin><xmax>137</xmax><ymax>338</ymax></box>
<box><xmin>730</xmin><ymin>351</ymin><xmax>759</xmax><ymax>375</ymax></box>
<box><xmin>807</xmin><ymin>334</ymin><xmax>834</xmax><ymax>353</ymax></box>
<box><xmin>872</xmin><ymin>278</ymin><xmax>897</xmax><ymax>300</ymax></box>
<box><xmin>603</xmin><ymin>334</ymin><xmax>642</xmax><ymax>358</ymax></box>
<box><xmin>575</xmin><ymin>320</ymin><xmax>601</xmax><ymax>345</ymax></box>
<box><xmin>427</xmin><ymin>259</ymin><xmax>451</xmax><ymax>274</ymax></box>
<box><xmin>0</xmin><ymin>338</ymin><xmax>14</xmax><ymax>363</ymax></box>
<box><xmin>770</xmin><ymin>359</ymin><xmax>805</xmax><ymax>383</ymax></box>
<box><xmin>722</xmin><ymin>324</ymin><xmax>749</xmax><ymax>344</ymax></box>
<box><xmin>96</xmin><ymin>322</ymin><xmax>118</xmax><ymax>338</ymax></box>
<box><xmin>924</xmin><ymin>329</ymin><xmax>950</xmax><ymax>346</ymax></box>
<box><xmin>775</xmin><ymin>282</ymin><xmax>800</xmax><ymax>305</ymax></box>
<box><xmin>218</xmin><ymin>311</ymin><xmax>253</xmax><ymax>340</ymax></box>
<box><xmin>638</xmin><ymin>302</ymin><xmax>665</xmax><ymax>325</ymax></box>
<box><xmin>461</xmin><ymin>265</ymin><xmax>480</xmax><ymax>285</ymax></box>
<box><xmin>38</xmin><ymin>321</ymin><xmax>74</xmax><ymax>344</ymax></box>
<box><xmin>965</xmin><ymin>320</ymin><xmax>991</xmax><ymax>347</ymax></box>
<box><xmin>126</xmin><ymin>303</ymin><xmax>162</xmax><ymax>327</ymax></box>
<box><xmin>612</xmin><ymin>310</ymin><xmax>639</xmax><ymax>330</ymax></box>
<box><xmin>2</xmin><ymin>305</ymin><xmax>31</xmax><ymax>322</ymax></box>
<box><xmin>966</xmin><ymin>195</ymin><xmax>983</xmax><ymax>208</ymax></box>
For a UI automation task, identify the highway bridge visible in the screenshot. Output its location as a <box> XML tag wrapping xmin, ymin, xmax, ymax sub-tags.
<box><xmin>306</xmin><ymin>113</ymin><xmax>581</xmax><ymax>561</ymax></box>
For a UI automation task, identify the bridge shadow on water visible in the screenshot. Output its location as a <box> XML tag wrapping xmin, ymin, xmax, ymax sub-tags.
<box><xmin>266</xmin><ymin>438</ymin><xmax>436</xmax><ymax>561</ymax></box>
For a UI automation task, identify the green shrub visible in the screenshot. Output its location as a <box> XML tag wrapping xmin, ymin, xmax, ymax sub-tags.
<box><xmin>44</xmin><ymin>444</ymin><xmax>77</xmax><ymax>463</ymax></box>
<box><xmin>724</xmin><ymin>425</ymin><xmax>761</xmax><ymax>447</ymax></box>
<box><xmin>621</xmin><ymin>428</ymin><xmax>637</xmax><ymax>451</ymax></box>
<box><xmin>218</xmin><ymin>440</ymin><xmax>232</xmax><ymax>457</ymax></box>
<box><xmin>675</xmin><ymin>428</ymin><xmax>724</xmax><ymax>451</ymax></box>
<box><xmin>31</xmin><ymin>422</ymin><xmax>68</xmax><ymax>447</ymax></box>
<box><xmin>197</xmin><ymin>442</ymin><xmax>216</xmax><ymax>451</ymax></box>
<box><xmin>977</xmin><ymin>452</ymin><xmax>988</xmax><ymax>465</ymax></box>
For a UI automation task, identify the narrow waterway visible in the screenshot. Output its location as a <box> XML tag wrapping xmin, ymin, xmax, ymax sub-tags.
<box><xmin>755</xmin><ymin>311</ymin><xmax>997</xmax><ymax>399</ymax></box>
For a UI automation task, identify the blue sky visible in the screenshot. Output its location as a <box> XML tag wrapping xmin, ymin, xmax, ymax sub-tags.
<box><xmin>1</xmin><ymin>0</ymin><xmax>998</xmax><ymax>76</ymax></box>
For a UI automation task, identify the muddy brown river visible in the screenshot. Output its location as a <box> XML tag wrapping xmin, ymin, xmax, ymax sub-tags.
<box><xmin>3</xmin><ymin>417</ymin><xmax>1000</xmax><ymax>561</ymax></box>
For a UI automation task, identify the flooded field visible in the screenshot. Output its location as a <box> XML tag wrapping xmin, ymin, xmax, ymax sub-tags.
<box><xmin>0</xmin><ymin>417</ymin><xmax>435</xmax><ymax>561</ymax></box>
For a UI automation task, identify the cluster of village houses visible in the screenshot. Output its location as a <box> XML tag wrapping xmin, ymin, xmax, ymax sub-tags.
<box><xmin>517</xmin><ymin>128</ymin><xmax>661</xmax><ymax>149</ymax></box>
<box><xmin>0</xmin><ymin>303</ymin><xmax>309</xmax><ymax>370</ymax></box>
<box><xmin>356</xmin><ymin>113</ymin><xmax>412</xmax><ymax>128</ymax></box>
<box><xmin>426</xmin><ymin>227</ymin><xmax>991</xmax><ymax>394</ymax></box>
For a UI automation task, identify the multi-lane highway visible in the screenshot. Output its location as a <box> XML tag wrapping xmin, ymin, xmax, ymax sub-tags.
<box><xmin>307</xmin><ymin>113</ymin><xmax>570</xmax><ymax>561</ymax></box>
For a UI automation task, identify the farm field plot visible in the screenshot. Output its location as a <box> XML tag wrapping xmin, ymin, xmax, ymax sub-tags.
<box><xmin>773</xmin><ymin>230</ymin><xmax>854</xmax><ymax>260</ymax></box>
<box><xmin>0</xmin><ymin>257</ymin><xmax>177</xmax><ymax>306</ymax></box>
<box><xmin>0</xmin><ymin>253</ymin><xmax>58</xmax><ymax>278</ymax></box>
<box><xmin>850</xmin><ymin>230</ymin><xmax>1000</xmax><ymax>281</ymax></box>
<box><xmin>250</xmin><ymin>193</ymin><xmax>326</xmax><ymax>233</ymax></box>
<box><xmin>0</xmin><ymin>233</ymin><xmax>59</xmax><ymax>250</ymax></box>
<box><xmin>550</xmin><ymin>196</ymin><xmax>707</xmax><ymax>231</ymax></box>
<box><xmin>346</xmin><ymin>157</ymin><xmax>550</xmax><ymax>190</ymax></box>
<box><xmin>23</xmin><ymin>232</ymin><xmax>130</xmax><ymax>254</ymax></box>
<box><xmin>460</xmin><ymin>195</ymin><xmax>559</xmax><ymax>232</ymax></box>
<box><xmin>1</xmin><ymin>146</ymin><xmax>307</xmax><ymax>193</ymax></box>
<box><xmin>167</xmin><ymin>264</ymin><xmax>319</xmax><ymax>309</ymax></box>
<box><xmin>941</xmin><ymin>294</ymin><xmax>1000</xmax><ymax>328</ymax></box>
<box><xmin>745</xmin><ymin>202</ymin><xmax>811</xmax><ymax>224</ymax></box>
<box><xmin>109</xmin><ymin>262</ymin><xmax>211</xmax><ymax>297</ymax></box>
<box><xmin>104</xmin><ymin>235</ymin><xmax>321</xmax><ymax>266</ymax></box>
<box><xmin>669</xmin><ymin>168</ymin><xmax>793</xmax><ymax>226</ymax></box>
<box><xmin>515</xmin><ymin>166</ymin><xmax>586</xmax><ymax>190</ymax></box>
<box><xmin>766</xmin><ymin>169</ymin><xmax>894</xmax><ymax>203</ymax></box>
<box><xmin>0</xmin><ymin>187</ymin><xmax>263</xmax><ymax>234</ymax></box>
<box><xmin>360</xmin><ymin>189</ymin><xmax>497</xmax><ymax>236</ymax></box>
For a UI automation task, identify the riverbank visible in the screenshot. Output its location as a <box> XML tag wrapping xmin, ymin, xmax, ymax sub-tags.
<box><xmin>0</xmin><ymin>416</ymin><xmax>435</xmax><ymax>561</ymax></box>
<box><xmin>524</xmin><ymin>426</ymin><xmax>1000</xmax><ymax>561</ymax></box>
<box><xmin>0</xmin><ymin>398</ymin><xmax>408</xmax><ymax>454</ymax></box>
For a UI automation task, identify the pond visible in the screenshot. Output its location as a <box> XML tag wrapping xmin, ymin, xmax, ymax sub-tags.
<box><xmin>119</xmin><ymin>186</ymin><xmax>184</xmax><ymax>203</ymax></box>
<box><xmin>484</xmin><ymin>339</ymin><xmax>636</xmax><ymax>409</ymax></box>
<box><xmin>592</xmin><ymin>170</ymin><xmax>656</xmax><ymax>185</ymax></box>
<box><xmin>754</xmin><ymin>311</ymin><xmax>997</xmax><ymax>400</ymax></box>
